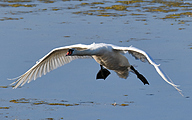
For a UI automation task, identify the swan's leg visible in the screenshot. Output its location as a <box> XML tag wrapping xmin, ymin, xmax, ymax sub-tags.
<box><xmin>130</xmin><ymin>66</ymin><xmax>149</xmax><ymax>85</ymax></box>
<box><xmin>96</xmin><ymin>65</ymin><xmax>111</xmax><ymax>80</ymax></box>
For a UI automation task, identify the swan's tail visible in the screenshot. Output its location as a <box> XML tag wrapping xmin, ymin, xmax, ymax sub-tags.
<box><xmin>114</xmin><ymin>69</ymin><xmax>129</xmax><ymax>79</ymax></box>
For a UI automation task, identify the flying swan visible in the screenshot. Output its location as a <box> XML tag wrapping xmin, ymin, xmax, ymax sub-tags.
<box><xmin>9</xmin><ymin>43</ymin><xmax>182</xmax><ymax>95</ymax></box>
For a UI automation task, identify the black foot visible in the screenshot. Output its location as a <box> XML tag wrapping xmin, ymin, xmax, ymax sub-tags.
<box><xmin>96</xmin><ymin>65</ymin><xmax>111</xmax><ymax>80</ymax></box>
<box><xmin>130</xmin><ymin>66</ymin><xmax>149</xmax><ymax>85</ymax></box>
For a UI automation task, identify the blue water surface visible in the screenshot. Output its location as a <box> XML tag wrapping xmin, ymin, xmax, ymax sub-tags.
<box><xmin>0</xmin><ymin>0</ymin><xmax>192</xmax><ymax>119</ymax></box>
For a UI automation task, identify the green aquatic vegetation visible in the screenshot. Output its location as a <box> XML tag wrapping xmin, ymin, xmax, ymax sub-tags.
<box><xmin>161</xmin><ymin>15</ymin><xmax>180</xmax><ymax>19</ymax></box>
<box><xmin>80</xmin><ymin>2</ymin><xmax>89</xmax><ymax>6</ymax></box>
<box><xmin>9</xmin><ymin>100</ymin><xmax>17</xmax><ymax>103</ymax></box>
<box><xmin>52</xmin><ymin>8</ymin><xmax>60</xmax><ymax>11</ymax></box>
<box><xmin>180</xmin><ymin>12</ymin><xmax>192</xmax><ymax>16</ymax></box>
<box><xmin>8</xmin><ymin>98</ymin><xmax>134</xmax><ymax>107</ymax></box>
<box><xmin>33</xmin><ymin>102</ymin><xmax>45</xmax><ymax>105</ymax></box>
<box><xmin>178</xmin><ymin>20</ymin><xmax>185</xmax><ymax>24</ymax></box>
<box><xmin>115</xmin><ymin>0</ymin><xmax>192</xmax><ymax>19</ymax></box>
<box><xmin>38</xmin><ymin>0</ymin><xmax>55</xmax><ymax>3</ymax></box>
<box><xmin>10</xmin><ymin>98</ymin><xmax>30</xmax><ymax>103</ymax></box>
<box><xmin>73</xmin><ymin>10</ymin><xmax>93</xmax><ymax>15</ymax></box>
<box><xmin>79</xmin><ymin>2</ymin><xmax>104</xmax><ymax>7</ymax></box>
<box><xmin>48</xmin><ymin>103</ymin><xmax>79</xmax><ymax>106</ymax></box>
<box><xmin>135</xmin><ymin>19</ymin><xmax>146</xmax><ymax>21</ymax></box>
<box><xmin>91</xmin><ymin>2</ymin><xmax>104</xmax><ymax>5</ymax></box>
<box><xmin>1</xmin><ymin>0</ymin><xmax>191</xmax><ymax>21</ymax></box>
<box><xmin>178</xmin><ymin>28</ymin><xmax>185</xmax><ymax>30</ymax></box>
<box><xmin>143</xmin><ymin>7</ymin><xmax>178</xmax><ymax>13</ymax></box>
<box><xmin>87</xmin><ymin>13</ymin><xmax>93</xmax><ymax>15</ymax></box>
<box><xmin>162</xmin><ymin>12</ymin><xmax>192</xmax><ymax>19</ymax></box>
<box><xmin>188</xmin><ymin>44</ymin><xmax>192</xmax><ymax>49</ymax></box>
<box><xmin>9</xmin><ymin>98</ymin><xmax>80</xmax><ymax>107</ymax></box>
<box><xmin>62</xmin><ymin>0</ymin><xmax>82</xmax><ymax>1</ymax></box>
<box><xmin>41</xmin><ymin>8</ymin><xmax>47</xmax><ymax>11</ymax></box>
<box><xmin>105</xmin><ymin>5</ymin><xmax>128</xmax><ymax>11</ymax></box>
<box><xmin>120</xmin><ymin>103</ymin><xmax>129</xmax><ymax>106</ymax></box>
<box><xmin>9</xmin><ymin>10</ymin><xmax>33</xmax><ymax>15</ymax></box>
<box><xmin>8</xmin><ymin>3</ymin><xmax>36</xmax><ymax>7</ymax></box>
<box><xmin>6</xmin><ymin>0</ymin><xmax>32</xmax><ymax>2</ymax></box>
<box><xmin>0</xmin><ymin>17</ymin><xmax>23</xmax><ymax>21</ymax></box>
<box><xmin>0</xmin><ymin>86</ymin><xmax>8</xmax><ymax>88</ymax></box>
<box><xmin>0</xmin><ymin>107</ymin><xmax>9</xmax><ymax>109</ymax></box>
<box><xmin>181</xmin><ymin>8</ymin><xmax>192</xmax><ymax>11</ymax></box>
<box><xmin>117</xmin><ymin>0</ymin><xmax>147</xmax><ymax>5</ymax></box>
<box><xmin>151</xmin><ymin>0</ymin><xmax>192</xmax><ymax>8</ymax></box>
<box><xmin>48</xmin><ymin>103</ymin><xmax>66</xmax><ymax>105</ymax></box>
<box><xmin>73</xmin><ymin>11</ymin><xmax>83</xmax><ymax>14</ymax></box>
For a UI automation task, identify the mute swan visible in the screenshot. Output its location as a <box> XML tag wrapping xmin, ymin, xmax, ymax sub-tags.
<box><xmin>9</xmin><ymin>43</ymin><xmax>182</xmax><ymax>95</ymax></box>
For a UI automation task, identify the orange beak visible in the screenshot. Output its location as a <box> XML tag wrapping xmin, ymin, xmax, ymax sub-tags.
<box><xmin>66</xmin><ymin>51</ymin><xmax>70</xmax><ymax>56</ymax></box>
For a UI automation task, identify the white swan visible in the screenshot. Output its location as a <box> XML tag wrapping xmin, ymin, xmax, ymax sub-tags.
<box><xmin>9</xmin><ymin>43</ymin><xmax>182</xmax><ymax>95</ymax></box>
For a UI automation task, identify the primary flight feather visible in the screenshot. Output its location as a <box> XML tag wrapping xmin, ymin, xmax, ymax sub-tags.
<box><xmin>9</xmin><ymin>43</ymin><xmax>181</xmax><ymax>95</ymax></box>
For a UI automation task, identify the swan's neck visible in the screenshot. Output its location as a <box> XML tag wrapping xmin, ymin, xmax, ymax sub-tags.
<box><xmin>73</xmin><ymin>49</ymin><xmax>96</xmax><ymax>56</ymax></box>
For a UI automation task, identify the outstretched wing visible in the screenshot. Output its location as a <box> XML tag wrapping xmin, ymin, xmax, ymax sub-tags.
<box><xmin>112</xmin><ymin>45</ymin><xmax>182</xmax><ymax>95</ymax></box>
<box><xmin>9</xmin><ymin>44</ymin><xmax>92</xmax><ymax>89</ymax></box>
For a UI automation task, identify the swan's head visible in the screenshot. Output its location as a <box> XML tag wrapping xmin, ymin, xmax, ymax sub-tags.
<box><xmin>66</xmin><ymin>49</ymin><xmax>75</xmax><ymax>56</ymax></box>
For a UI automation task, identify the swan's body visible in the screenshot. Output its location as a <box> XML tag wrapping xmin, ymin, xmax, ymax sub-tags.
<box><xmin>9</xmin><ymin>43</ymin><xmax>181</xmax><ymax>95</ymax></box>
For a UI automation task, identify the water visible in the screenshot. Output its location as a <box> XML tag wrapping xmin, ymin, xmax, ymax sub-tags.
<box><xmin>0</xmin><ymin>0</ymin><xmax>192</xmax><ymax>119</ymax></box>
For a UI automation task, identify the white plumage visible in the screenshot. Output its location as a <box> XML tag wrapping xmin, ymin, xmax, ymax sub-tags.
<box><xmin>9</xmin><ymin>43</ymin><xmax>181</xmax><ymax>95</ymax></box>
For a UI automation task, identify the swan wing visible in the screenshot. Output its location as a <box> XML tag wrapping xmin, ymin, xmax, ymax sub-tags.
<box><xmin>113</xmin><ymin>45</ymin><xmax>182</xmax><ymax>95</ymax></box>
<box><xmin>9</xmin><ymin>44</ymin><xmax>92</xmax><ymax>89</ymax></box>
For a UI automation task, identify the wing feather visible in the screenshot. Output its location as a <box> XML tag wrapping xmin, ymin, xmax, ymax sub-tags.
<box><xmin>9</xmin><ymin>44</ymin><xmax>92</xmax><ymax>89</ymax></box>
<box><xmin>113</xmin><ymin>45</ymin><xmax>182</xmax><ymax>95</ymax></box>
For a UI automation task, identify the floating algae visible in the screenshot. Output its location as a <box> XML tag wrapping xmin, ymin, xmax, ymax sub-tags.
<box><xmin>105</xmin><ymin>5</ymin><xmax>128</xmax><ymax>11</ymax></box>
<box><xmin>111</xmin><ymin>102</ymin><xmax>130</xmax><ymax>106</ymax></box>
<box><xmin>0</xmin><ymin>0</ymin><xmax>191</xmax><ymax>23</ymax></box>
<box><xmin>52</xmin><ymin>8</ymin><xmax>60</xmax><ymax>11</ymax></box>
<box><xmin>143</xmin><ymin>7</ymin><xmax>178</xmax><ymax>13</ymax></box>
<box><xmin>178</xmin><ymin>28</ymin><xmax>185</xmax><ymax>30</ymax></box>
<box><xmin>120</xmin><ymin>103</ymin><xmax>129</xmax><ymax>106</ymax></box>
<box><xmin>116</xmin><ymin>0</ymin><xmax>147</xmax><ymax>5</ymax></box>
<box><xmin>7</xmin><ymin>0</ymin><xmax>32</xmax><ymax>3</ymax></box>
<box><xmin>48</xmin><ymin>103</ymin><xmax>79</xmax><ymax>106</ymax></box>
<box><xmin>0</xmin><ymin>107</ymin><xmax>9</xmax><ymax>109</ymax></box>
<box><xmin>9</xmin><ymin>98</ymin><xmax>80</xmax><ymax>107</ymax></box>
<box><xmin>0</xmin><ymin>17</ymin><xmax>23</xmax><ymax>21</ymax></box>
<box><xmin>10</xmin><ymin>98</ymin><xmax>30</xmax><ymax>103</ymax></box>
<box><xmin>38</xmin><ymin>0</ymin><xmax>55</xmax><ymax>3</ymax></box>
<box><xmin>0</xmin><ymin>86</ymin><xmax>8</xmax><ymax>88</ymax></box>
<box><xmin>162</xmin><ymin>12</ymin><xmax>192</xmax><ymax>19</ymax></box>
<box><xmin>8</xmin><ymin>4</ymin><xmax>36</xmax><ymax>7</ymax></box>
<box><xmin>79</xmin><ymin>2</ymin><xmax>104</xmax><ymax>6</ymax></box>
